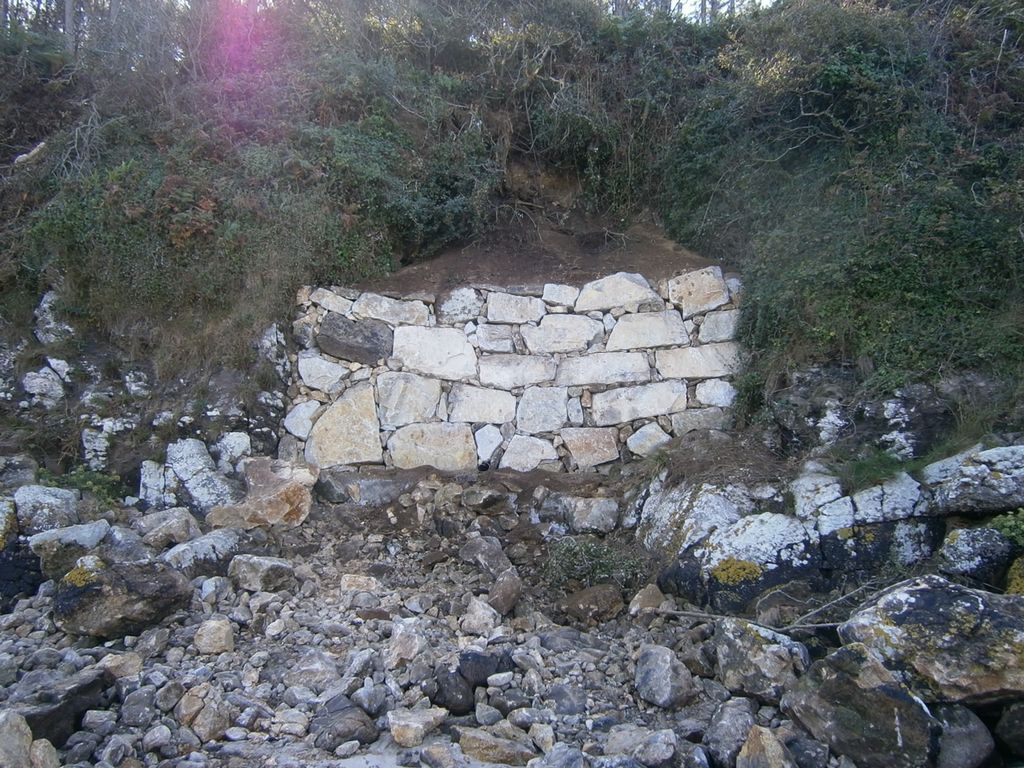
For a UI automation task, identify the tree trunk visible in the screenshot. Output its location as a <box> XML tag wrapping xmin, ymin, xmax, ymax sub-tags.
<box><xmin>64</xmin><ymin>0</ymin><xmax>74</xmax><ymax>53</ymax></box>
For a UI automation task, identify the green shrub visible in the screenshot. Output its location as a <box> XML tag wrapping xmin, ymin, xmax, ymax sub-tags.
<box><xmin>543</xmin><ymin>536</ymin><xmax>648</xmax><ymax>590</ymax></box>
<box><xmin>992</xmin><ymin>509</ymin><xmax>1024</xmax><ymax>550</ymax></box>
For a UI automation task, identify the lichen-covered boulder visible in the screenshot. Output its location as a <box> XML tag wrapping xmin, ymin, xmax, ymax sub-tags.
<box><xmin>53</xmin><ymin>556</ymin><xmax>191</xmax><ymax>639</ymax></box>
<box><xmin>839</xmin><ymin>575</ymin><xmax>1024</xmax><ymax>705</ymax></box>
<box><xmin>923</xmin><ymin>444</ymin><xmax>1024</xmax><ymax>515</ymax></box>
<box><xmin>27</xmin><ymin>520</ymin><xmax>111</xmax><ymax>579</ymax></box>
<box><xmin>938</xmin><ymin>527</ymin><xmax>1015</xmax><ymax>586</ymax></box>
<box><xmin>780</xmin><ymin>643</ymin><xmax>941</xmax><ymax>768</ymax></box>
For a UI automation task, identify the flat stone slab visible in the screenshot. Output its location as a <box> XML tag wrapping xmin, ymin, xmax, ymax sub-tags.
<box><xmin>668</xmin><ymin>266</ymin><xmax>731</xmax><ymax>318</ymax></box>
<box><xmin>554</xmin><ymin>352</ymin><xmax>650</xmax><ymax>387</ymax></box>
<box><xmin>656</xmin><ymin>342</ymin><xmax>741</xmax><ymax>379</ymax></box>
<box><xmin>388</xmin><ymin>424</ymin><xmax>477</xmax><ymax>471</ymax></box>
<box><xmin>448</xmin><ymin>384</ymin><xmax>516</xmax><ymax>424</ymax></box>
<box><xmin>591</xmin><ymin>381</ymin><xmax>688</xmax><ymax>426</ymax></box>
<box><xmin>376</xmin><ymin>373</ymin><xmax>441</xmax><ymax>428</ymax></box>
<box><xmin>475</xmin><ymin>425</ymin><xmax>503</xmax><ymax>463</ymax></box>
<box><xmin>521</xmin><ymin>315</ymin><xmax>603</xmax><ymax>354</ymax></box>
<box><xmin>352</xmin><ymin>293</ymin><xmax>429</xmax><ymax>326</ymax></box>
<box><xmin>486</xmin><ymin>292</ymin><xmax>546</xmax><ymax>324</ymax></box>
<box><xmin>542</xmin><ymin>284</ymin><xmax>580</xmax><ymax>306</ymax></box>
<box><xmin>304</xmin><ymin>386</ymin><xmax>382</xmax><ymax>467</ymax></box>
<box><xmin>499</xmin><ymin>435</ymin><xmax>558</xmax><ymax>472</ymax></box>
<box><xmin>606</xmin><ymin>311</ymin><xmax>689</xmax><ymax>351</ymax></box>
<box><xmin>309</xmin><ymin>288</ymin><xmax>353</xmax><ymax>314</ymax></box>
<box><xmin>479</xmin><ymin>355</ymin><xmax>556</xmax><ymax>390</ymax></box>
<box><xmin>393</xmin><ymin>327</ymin><xmax>477</xmax><ymax>381</ymax></box>
<box><xmin>516</xmin><ymin>387</ymin><xmax>568</xmax><ymax>434</ymax></box>
<box><xmin>695</xmin><ymin>379</ymin><xmax>737</xmax><ymax>407</ymax></box>
<box><xmin>575</xmin><ymin>272</ymin><xmax>661</xmax><ymax>312</ymax></box>
<box><xmin>560</xmin><ymin>428</ymin><xmax>620</xmax><ymax>468</ymax></box>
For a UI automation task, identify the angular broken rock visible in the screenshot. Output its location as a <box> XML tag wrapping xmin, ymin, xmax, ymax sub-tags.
<box><xmin>228</xmin><ymin>554</ymin><xmax>296</xmax><ymax>592</ymax></box>
<box><xmin>304</xmin><ymin>385</ymin><xmax>382</xmax><ymax>467</ymax></box>
<box><xmin>387</xmin><ymin>707</ymin><xmax>448</xmax><ymax>747</ymax></box>
<box><xmin>134</xmin><ymin>508</ymin><xmax>202</xmax><ymax>550</ymax></box>
<box><xmin>352</xmin><ymin>292</ymin><xmax>429</xmax><ymax>326</ymax></box>
<box><xmin>456</xmin><ymin>726</ymin><xmax>537</xmax><ymax>766</ymax></box>
<box><xmin>13</xmin><ymin>485</ymin><xmax>79</xmax><ymax>535</ymax></box>
<box><xmin>165</xmin><ymin>438</ymin><xmax>244</xmax><ymax>514</ymax></box>
<box><xmin>53</xmin><ymin>559</ymin><xmax>191</xmax><ymax>639</ymax></box>
<box><xmin>486</xmin><ymin>292</ymin><xmax>546</xmax><ymax>324</ymax></box>
<box><xmin>207</xmin><ymin>458</ymin><xmax>318</xmax><ymax>529</ymax></box>
<box><xmin>668</xmin><ymin>266</ymin><xmax>731</xmax><ymax>318</ymax></box>
<box><xmin>713</xmin><ymin>618</ymin><xmax>809</xmax><ymax>704</ymax></box>
<box><xmin>317</xmin><ymin>312</ymin><xmax>393</xmax><ymax>364</ymax></box>
<box><xmin>160</xmin><ymin>528</ymin><xmax>245</xmax><ymax>578</ymax></box>
<box><xmin>310</xmin><ymin>694</ymin><xmax>380</xmax><ymax>749</ymax></box>
<box><xmin>7</xmin><ymin>666</ymin><xmax>112</xmax><ymax>747</ymax></box>
<box><xmin>634</xmin><ymin>644</ymin><xmax>695</xmax><ymax>708</ymax></box>
<box><xmin>780</xmin><ymin>643</ymin><xmax>941</xmax><ymax>768</ymax></box>
<box><xmin>28</xmin><ymin>520</ymin><xmax>111</xmax><ymax>579</ymax></box>
<box><xmin>499</xmin><ymin>435</ymin><xmax>558</xmax><ymax>472</ymax></box>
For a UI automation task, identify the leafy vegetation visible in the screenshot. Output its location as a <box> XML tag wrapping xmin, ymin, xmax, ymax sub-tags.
<box><xmin>992</xmin><ymin>508</ymin><xmax>1024</xmax><ymax>549</ymax></box>
<box><xmin>0</xmin><ymin>0</ymin><xmax>1021</xmax><ymax>404</ymax></box>
<box><xmin>543</xmin><ymin>536</ymin><xmax>649</xmax><ymax>590</ymax></box>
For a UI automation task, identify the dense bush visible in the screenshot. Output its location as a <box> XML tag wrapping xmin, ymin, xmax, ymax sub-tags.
<box><xmin>0</xmin><ymin>0</ymin><xmax>1021</xmax><ymax>403</ymax></box>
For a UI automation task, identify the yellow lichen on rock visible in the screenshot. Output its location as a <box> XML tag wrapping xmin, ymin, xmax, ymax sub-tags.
<box><xmin>1006</xmin><ymin>557</ymin><xmax>1024</xmax><ymax>595</ymax></box>
<box><xmin>710</xmin><ymin>557</ymin><xmax>763</xmax><ymax>585</ymax></box>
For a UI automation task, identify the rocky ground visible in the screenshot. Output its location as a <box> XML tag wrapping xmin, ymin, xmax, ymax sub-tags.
<box><xmin>1</xmin><ymin>445</ymin><xmax>1024</xmax><ymax>768</ymax></box>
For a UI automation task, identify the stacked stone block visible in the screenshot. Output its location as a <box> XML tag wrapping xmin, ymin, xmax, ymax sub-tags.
<box><xmin>284</xmin><ymin>267</ymin><xmax>742</xmax><ymax>473</ymax></box>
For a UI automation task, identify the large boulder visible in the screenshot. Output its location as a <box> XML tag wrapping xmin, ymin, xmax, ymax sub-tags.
<box><xmin>206</xmin><ymin>458</ymin><xmax>317</xmax><ymax>529</ymax></box>
<box><xmin>839</xmin><ymin>575</ymin><xmax>1024</xmax><ymax>705</ymax></box>
<box><xmin>53</xmin><ymin>557</ymin><xmax>191</xmax><ymax>639</ymax></box>
<box><xmin>160</xmin><ymin>528</ymin><xmax>246</xmax><ymax>578</ymax></box>
<box><xmin>938</xmin><ymin>527</ymin><xmax>1015</xmax><ymax>586</ymax></box>
<box><xmin>309</xmin><ymin>694</ymin><xmax>379</xmax><ymax>750</ymax></box>
<box><xmin>634</xmin><ymin>645</ymin><xmax>695</xmax><ymax>709</ymax></box>
<box><xmin>923</xmin><ymin>444</ymin><xmax>1024</xmax><ymax>515</ymax></box>
<box><xmin>781</xmin><ymin>643</ymin><xmax>941</xmax><ymax>768</ymax></box>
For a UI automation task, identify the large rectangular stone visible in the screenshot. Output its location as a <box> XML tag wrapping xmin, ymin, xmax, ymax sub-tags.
<box><xmin>560</xmin><ymin>428</ymin><xmax>620</xmax><ymax>469</ymax></box>
<box><xmin>606</xmin><ymin>311</ymin><xmax>688</xmax><ymax>351</ymax></box>
<box><xmin>393</xmin><ymin>327</ymin><xmax>478</xmax><ymax>381</ymax></box>
<box><xmin>574</xmin><ymin>272</ymin><xmax>661</xmax><ymax>312</ymax></box>
<box><xmin>668</xmin><ymin>266</ymin><xmax>730</xmax><ymax>318</ymax></box>
<box><xmin>479</xmin><ymin>355</ymin><xmax>556</xmax><ymax>390</ymax></box>
<box><xmin>655</xmin><ymin>343</ymin><xmax>741</xmax><ymax>379</ymax></box>
<box><xmin>516</xmin><ymin>387</ymin><xmax>567</xmax><ymax>433</ymax></box>
<box><xmin>486</xmin><ymin>293</ymin><xmax>546</xmax><ymax>324</ymax></box>
<box><xmin>521</xmin><ymin>315</ymin><xmax>603</xmax><ymax>354</ymax></box>
<box><xmin>376</xmin><ymin>372</ymin><xmax>442</xmax><ymax>428</ymax></box>
<box><xmin>554</xmin><ymin>353</ymin><xmax>650</xmax><ymax>387</ymax></box>
<box><xmin>448</xmin><ymin>384</ymin><xmax>516</xmax><ymax>424</ymax></box>
<box><xmin>304</xmin><ymin>385</ymin><xmax>382</xmax><ymax>467</ymax></box>
<box><xmin>590</xmin><ymin>381</ymin><xmax>688</xmax><ymax>426</ymax></box>
<box><xmin>352</xmin><ymin>292</ymin><xmax>429</xmax><ymax>326</ymax></box>
<box><xmin>388</xmin><ymin>424</ymin><xmax>477</xmax><ymax>471</ymax></box>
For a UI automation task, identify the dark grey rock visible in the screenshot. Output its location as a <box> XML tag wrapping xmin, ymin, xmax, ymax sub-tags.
<box><xmin>459</xmin><ymin>536</ymin><xmax>513</xmax><ymax>579</ymax></box>
<box><xmin>703</xmin><ymin>697</ymin><xmax>756</xmax><ymax>768</ymax></box>
<box><xmin>8</xmin><ymin>666</ymin><xmax>113</xmax><ymax>747</ymax></box>
<box><xmin>546</xmin><ymin>684</ymin><xmax>587</xmax><ymax>715</ymax></box>
<box><xmin>53</xmin><ymin>560</ymin><xmax>191</xmax><ymax>639</ymax></box>
<box><xmin>713</xmin><ymin>618</ymin><xmax>809</xmax><ymax>704</ymax></box>
<box><xmin>635</xmin><ymin>645</ymin><xmax>695</xmax><ymax>709</ymax></box>
<box><xmin>531</xmin><ymin>743</ymin><xmax>587</xmax><ymax>768</ymax></box>
<box><xmin>429</xmin><ymin>670</ymin><xmax>474</xmax><ymax>716</ymax></box>
<box><xmin>787</xmin><ymin>738</ymin><xmax>829</xmax><ymax>768</ymax></box>
<box><xmin>120</xmin><ymin>686</ymin><xmax>157</xmax><ymax>728</ymax></box>
<box><xmin>309</xmin><ymin>694</ymin><xmax>379</xmax><ymax>750</ymax></box>
<box><xmin>160</xmin><ymin>529</ymin><xmax>245</xmax><ymax>579</ymax></box>
<box><xmin>458</xmin><ymin>651</ymin><xmax>511</xmax><ymax>688</ymax></box>
<box><xmin>935</xmin><ymin>704</ymin><xmax>994</xmax><ymax>768</ymax></box>
<box><xmin>781</xmin><ymin>643</ymin><xmax>940</xmax><ymax>768</ymax></box>
<box><xmin>317</xmin><ymin>313</ymin><xmax>393</xmax><ymax>365</ymax></box>
<box><xmin>995</xmin><ymin>701</ymin><xmax>1024</xmax><ymax>756</ymax></box>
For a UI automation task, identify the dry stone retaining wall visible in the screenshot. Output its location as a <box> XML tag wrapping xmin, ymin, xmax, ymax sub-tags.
<box><xmin>283</xmin><ymin>267</ymin><xmax>743</xmax><ymax>473</ymax></box>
